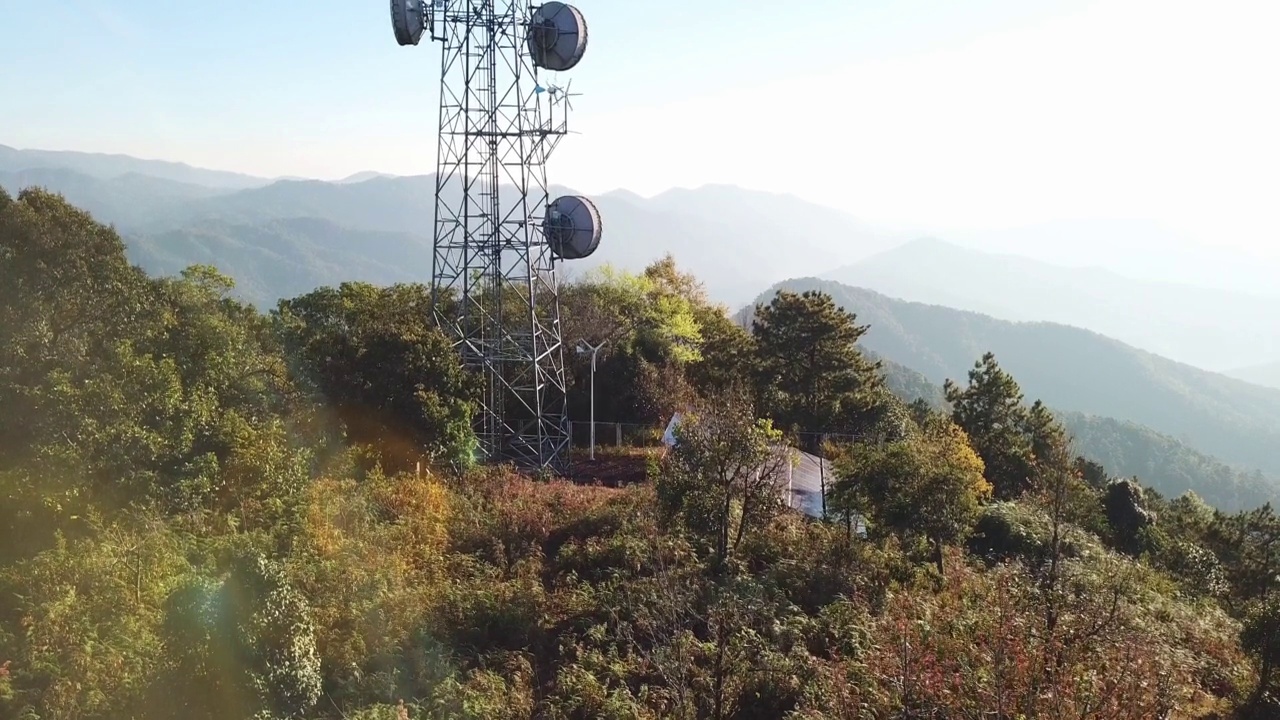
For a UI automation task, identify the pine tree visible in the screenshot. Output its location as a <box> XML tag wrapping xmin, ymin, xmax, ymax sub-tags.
<box><xmin>752</xmin><ymin>290</ymin><xmax>883</xmax><ymax>450</ymax></box>
<box><xmin>944</xmin><ymin>352</ymin><xmax>1036</xmax><ymax>499</ymax></box>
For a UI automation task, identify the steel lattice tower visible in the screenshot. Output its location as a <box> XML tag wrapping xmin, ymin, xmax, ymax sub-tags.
<box><xmin>392</xmin><ymin>1</ymin><xmax>600</xmax><ymax>473</ymax></box>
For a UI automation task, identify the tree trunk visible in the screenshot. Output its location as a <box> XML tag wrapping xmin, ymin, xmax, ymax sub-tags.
<box><xmin>718</xmin><ymin>477</ymin><xmax>732</xmax><ymax>568</ymax></box>
<box><xmin>712</xmin><ymin>614</ymin><xmax>727</xmax><ymax>720</ymax></box>
<box><xmin>1249</xmin><ymin>656</ymin><xmax>1274</xmax><ymax>710</ymax></box>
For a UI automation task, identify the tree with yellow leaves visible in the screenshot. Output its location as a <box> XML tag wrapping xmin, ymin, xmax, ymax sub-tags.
<box><xmin>836</xmin><ymin>412</ymin><xmax>991</xmax><ymax>577</ymax></box>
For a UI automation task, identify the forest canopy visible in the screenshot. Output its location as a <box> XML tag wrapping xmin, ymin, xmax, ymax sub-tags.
<box><xmin>2</xmin><ymin>188</ymin><xmax>1278</xmax><ymax>719</ymax></box>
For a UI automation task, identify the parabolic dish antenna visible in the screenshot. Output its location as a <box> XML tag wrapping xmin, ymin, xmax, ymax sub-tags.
<box><xmin>391</xmin><ymin>0</ymin><xmax>427</xmax><ymax>46</ymax></box>
<box><xmin>527</xmin><ymin>2</ymin><xmax>588</xmax><ymax>72</ymax></box>
<box><xmin>545</xmin><ymin>195</ymin><xmax>602</xmax><ymax>260</ymax></box>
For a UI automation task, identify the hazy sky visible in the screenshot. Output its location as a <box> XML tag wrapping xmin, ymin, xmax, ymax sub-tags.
<box><xmin>3</xmin><ymin>0</ymin><xmax>1278</xmax><ymax>261</ymax></box>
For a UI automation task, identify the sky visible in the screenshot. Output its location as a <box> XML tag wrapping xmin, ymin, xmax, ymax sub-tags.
<box><xmin>2</xmin><ymin>0</ymin><xmax>1279</xmax><ymax>267</ymax></box>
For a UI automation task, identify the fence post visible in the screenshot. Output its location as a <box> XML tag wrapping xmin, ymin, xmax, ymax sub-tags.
<box><xmin>616</xmin><ymin>423</ymin><xmax>623</xmax><ymax>447</ymax></box>
<box><xmin>567</xmin><ymin>420</ymin><xmax>573</xmax><ymax>450</ymax></box>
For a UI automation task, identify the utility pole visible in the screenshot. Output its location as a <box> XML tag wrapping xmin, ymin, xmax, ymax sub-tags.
<box><xmin>576</xmin><ymin>339</ymin><xmax>607</xmax><ymax>460</ymax></box>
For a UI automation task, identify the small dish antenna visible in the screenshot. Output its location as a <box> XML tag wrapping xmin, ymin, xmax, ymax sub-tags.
<box><xmin>391</xmin><ymin>0</ymin><xmax>428</xmax><ymax>46</ymax></box>
<box><xmin>527</xmin><ymin>2</ymin><xmax>588</xmax><ymax>71</ymax></box>
<box><xmin>545</xmin><ymin>195</ymin><xmax>602</xmax><ymax>260</ymax></box>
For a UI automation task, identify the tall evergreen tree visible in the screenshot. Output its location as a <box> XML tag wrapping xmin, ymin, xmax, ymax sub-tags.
<box><xmin>752</xmin><ymin>290</ymin><xmax>883</xmax><ymax>450</ymax></box>
<box><xmin>688</xmin><ymin>304</ymin><xmax>757</xmax><ymax>398</ymax></box>
<box><xmin>944</xmin><ymin>352</ymin><xmax>1036</xmax><ymax>499</ymax></box>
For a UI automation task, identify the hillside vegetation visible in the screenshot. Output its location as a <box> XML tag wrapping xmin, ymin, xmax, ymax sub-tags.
<box><xmin>870</xmin><ymin>357</ymin><xmax>1279</xmax><ymax>511</ymax></box>
<box><xmin>7</xmin><ymin>188</ymin><xmax>1280</xmax><ymax>718</ymax></box>
<box><xmin>755</xmin><ymin>279</ymin><xmax>1280</xmax><ymax>485</ymax></box>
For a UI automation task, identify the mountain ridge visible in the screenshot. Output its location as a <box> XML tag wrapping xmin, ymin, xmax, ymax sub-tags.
<box><xmin>0</xmin><ymin>143</ymin><xmax>273</xmax><ymax>190</ymax></box>
<box><xmin>824</xmin><ymin>236</ymin><xmax>1280</xmax><ymax>371</ymax></box>
<box><xmin>6</xmin><ymin>144</ymin><xmax>1277</xmax><ymax>374</ymax></box>
<box><xmin>2</xmin><ymin>164</ymin><xmax>893</xmax><ymax>306</ymax></box>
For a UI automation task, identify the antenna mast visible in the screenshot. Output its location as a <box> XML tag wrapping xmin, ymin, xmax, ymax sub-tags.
<box><xmin>391</xmin><ymin>1</ymin><xmax>602</xmax><ymax>472</ymax></box>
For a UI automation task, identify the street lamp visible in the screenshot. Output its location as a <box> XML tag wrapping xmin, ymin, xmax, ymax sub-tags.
<box><xmin>576</xmin><ymin>338</ymin><xmax>607</xmax><ymax>459</ymax></box>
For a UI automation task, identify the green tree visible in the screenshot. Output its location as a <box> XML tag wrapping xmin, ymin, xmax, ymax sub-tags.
<box><xmin>277</xmin><ymin>282</ymin><xmax>479</xmax><ymax>473</ymax></box>
<box><xmin>1103</xmin><ymin>479</ymin><xmax>1154</xmax><ymax>556</ymax></box>
<box><xmin>835</xmin><ymin>415</ymin><xmax>991</xmax><ymax>576</ymax></box>
<box><xmin>687</xmin><ymin>305</ymin><xmax>756</xmax><ymax>398</ymax></box>
<box><xmin>0</xmin><ymin>516</ymin><xmax>192</xmax><ymax>719</ymax></box>
<box><xmin>0</xmin><ymin>191</ymin><xmax>313</xmax><ymax>537</ymax></box>
<box><xmin>752</xmin><ymin>290</ymin><xmax>884</xmax><ymax>450</ymax></box>
<box><xmin>161</xmin><ymin>551</ymin><xmax>322</xmax><ymax>719</ymax></box>
<box><xmin>1208</xmin><ymin>504</ymin><xmax>1280</xmax><ymax>612</ymax></box>
<box><xmin>0</xmin><ymin>187</ymin><xmax>149</xmax><ymax>476</ymax></box>
<box><xmin>1242</xmin><ymin>596</ymin><xmax>1280</xmax><ymax>711</ymax></box>
<box><xmin>657</xmin><ymin>395</ymin><xmax>788</xmax><ymax>570</ymax></box>
<box><xmin>561</xmin><ymin>259</ymin><xmax>706</xmax><ymax>427</ymax></box>
<box><xmin>945</xmin><ymin>353</ymin><xmax>1036</xmax><ymax>499</ymax></box>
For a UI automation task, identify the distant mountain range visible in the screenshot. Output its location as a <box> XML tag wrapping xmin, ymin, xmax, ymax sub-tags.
<box><xmin>947</xmin><ymin>218</ymin><xmax>1280</xmax><ymax>300</ymax></box>
<box><xmin>0</xmin><ymin>143</ymin><xmax>271</xmax><ymax>190</ymax></box>
<box><xmin>0</xmin><ymin>147</ymin><xmax>899</xmax><ymax>307</ymax></box>
<box><xmin>4</xmin><ymin>143</ymin><xmax>1278</xmax><ymax>377</ymax></box>
<box><xmin>750</xmin><ymin>279</ymin><xmax>1280</xmax><ymax>508</ymax></box>
<box><xmin>824</xmin><ymin>237</ymin><xmax>1280</xmax><ymax>372</ymax></box>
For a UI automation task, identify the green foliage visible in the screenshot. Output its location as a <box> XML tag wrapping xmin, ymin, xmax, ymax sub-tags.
<box><xmin>0</xmin><ymin>191</ymin><xmax>316</xmax><ymax>549</ymax></box>
<box><xmin>0</xmin><ymin>515</ymin><xmax>191</xmax><ymax>719</ymax></box>
<box><xmin>657</xmin><ymin>396</ymin><xmax>787</xmax><ymax>568</ymax></box>
<box><xmin>759</xmin><ymin>277</ymin><xmax>1280</xmax><ymax>495</ymax></box>
<box><xmin>1</xmin><ymin>192</ymin><xmax>1274</xmax><ymax>719</ymax></box>
<box><xmin>1241</xmin><ymin>597</ymin><xmax>1280</xmax><ymax>707</ymax></box>
<box><xmin>1104</xmin><ymin>478</ymin><xmax>1155</xmax><ymax>555</ymax></box>
<box><xmin>686</xmin><ymin>304</ymin><xmax>755</xmax><ymax>398</ymax></box>
<box><xmin>277</xmin><ymin>282</ymin><xmax>478</xmax><ymax>473</ymax></box>
<box><xmin>1206</xmin><ymin>504</ymin><xmax>1280</xmax><ymax>611</ymax></box>
<box><xmin>836</xmin><ymin>415</ymin><xmax>991</xmax><ymax>575</ymax></box>
<box><xmin>162</xmin><ymin>552</ymin><xmax>322</xmax><ymax>719</ymax></box>
<box><xmin>752</xmin><ymin>290</ymin><xmax>885</xmax><ymax>447</ymax></box>
<box><xmin>945</xmin><ymin>352</ymin><xmax>1039</xmax><ymax>498</ymax></box>
<box><xmin>967</xmin><ymin>501</ymin><xmax>1105</xmax><ymax>566</ymax></box>
<box><xmin>560</xmin><ymin>258</ymin><xmax>712</xmax><ymax>426</ymax></box>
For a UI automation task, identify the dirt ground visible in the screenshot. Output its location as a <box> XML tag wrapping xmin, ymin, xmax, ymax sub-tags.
<box><xmin>564</xmin><ymin>446</ymin><xmax>661</xmax><ymax>487</ymax></box>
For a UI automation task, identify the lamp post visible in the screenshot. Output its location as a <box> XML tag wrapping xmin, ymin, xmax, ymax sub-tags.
<box><xmin>576</xmin><ymin>338</ymin><xmax>607</xmax><ymax>459</ymax></box>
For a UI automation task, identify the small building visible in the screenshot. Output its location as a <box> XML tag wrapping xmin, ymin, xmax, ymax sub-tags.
<box><xmin>661</xmin><ymin>412</ymin><xmax>847</xmax><ymax>522</ymax></box>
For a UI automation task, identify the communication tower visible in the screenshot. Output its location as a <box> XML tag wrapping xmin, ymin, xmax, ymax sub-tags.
<box><xmin>390</xmin><ymin>0</ymin><xmax>603</xmax><ymax>472</ymax></box>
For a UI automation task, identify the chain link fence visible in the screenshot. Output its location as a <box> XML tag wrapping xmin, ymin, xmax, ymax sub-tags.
<box><xmin>566</xmin><ymin>421</ymin><xmax>874</xmax><ymax>454</ymax></box>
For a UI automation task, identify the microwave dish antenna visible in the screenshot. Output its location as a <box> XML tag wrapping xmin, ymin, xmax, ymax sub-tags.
<box><xmin>387</xmin><ymin>0</ymin><xmax>603</xmax><ymax>475</ymax></box>
<box><xmin>527</xmin><ymin>1</ymin><xmax>588</xmax><ymax>71</ymax></box>
<box><xmin>390</xmin><ymin>0</ymin><xmax>427</xmax><ymax>46</ymax></box>
<box><xmin>545</xmin><ymin>195</ymin><xmax>602</xmax><ymax>260</ymax></box>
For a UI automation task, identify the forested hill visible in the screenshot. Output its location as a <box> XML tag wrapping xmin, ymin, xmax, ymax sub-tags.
<box><xmin>751</xmin><ymin>278</ymin><xmax>1280</xmax><ymax>483</ymax></box>
<box><xmin>8</xmin><ymin>187</ymin><xmax>1280</xmax><ymax>718</ymax></box>
<box><xmin>870</xmin><ymin>358</ymin><xmax>1278</xmax><ymax>511</ymax></box>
